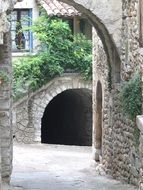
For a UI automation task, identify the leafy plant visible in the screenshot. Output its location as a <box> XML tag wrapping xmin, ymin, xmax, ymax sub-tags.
<box><xmin>120</xmin><ymin>72</ymin><xmax>142</xmax><ymax>120</ymax></box>
<box><xmin>13</xmin><ymin>14</ymin><xmax>92</xmax><ymax>100</ymax></box>
<box><xmin>0</xmin><ymin>70</ymin><xmax>9</xmax><ymax>85</ymax></box>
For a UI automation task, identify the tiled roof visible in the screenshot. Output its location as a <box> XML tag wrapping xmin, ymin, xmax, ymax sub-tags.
<box><xmin>38</xmin><ymin>0</ymin><xmax>81</xmax><ymax>17</ymax></box>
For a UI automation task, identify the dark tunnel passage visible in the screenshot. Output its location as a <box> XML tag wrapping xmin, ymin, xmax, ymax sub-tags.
<box><xmin>41</xmin><ymin>89</ymin><xmax>92</xmax><ymax>146</ymax></box>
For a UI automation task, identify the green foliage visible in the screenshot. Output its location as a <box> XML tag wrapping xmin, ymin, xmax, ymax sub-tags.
<box><xmin>120</xmin><ymin>72</ymin><xmax>142</xmax><ymax>120</ymax></box>
<box><xmin>13</xmin><ymin>14</ymin><xmax>92</xmax><ymax>100</ymax></box>
<box><xmin>0</xmin><ymin>70</ymin><xmax>9</xmax><ymax>85</ymax></box>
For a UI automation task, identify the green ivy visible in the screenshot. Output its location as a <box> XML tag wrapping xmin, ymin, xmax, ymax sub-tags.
<box><xmin>13</xmin><ymin>14</ymin><xmax>92</xmax><ymax>100</ymax></box>
<box><xmin>0</xmin><ymin>70</ymin><xmax>9</xmax><ymax>85</ymax></box>
<box><xmin>120</xmin><ymin>72</ymin><xmax>142</xmax><ymax>120</ymax></box>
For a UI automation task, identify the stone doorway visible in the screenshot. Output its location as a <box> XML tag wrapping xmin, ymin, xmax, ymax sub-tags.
<box><xmin>41</xmin><ymin>89</ymin><xmax>92</xmax><ymax>146</ymax></box>
<box><xmin>94</xmin><ymin>81</ymin><xmax>103</xmax><ymax>161</ymax></box>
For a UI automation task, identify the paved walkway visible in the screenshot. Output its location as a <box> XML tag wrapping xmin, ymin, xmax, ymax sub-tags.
<box><xmin>11</xmin><ymin>144</ymin><xmax>137</xmax><ymax>190</ymax></box>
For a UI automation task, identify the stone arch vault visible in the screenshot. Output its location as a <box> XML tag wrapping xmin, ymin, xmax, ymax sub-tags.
<box><xmin>13</xmin><ymin>74</ymin><xmax>92</xmax><ymax>144</ymax></box>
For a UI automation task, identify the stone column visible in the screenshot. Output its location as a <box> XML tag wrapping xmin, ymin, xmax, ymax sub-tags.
<box><xmin>0</xmin><ymin>32</ymin><xmax>13</xmax><ymax>184</ymax></box>
<box><xmin>92</xmin><ymin>28</ymin><xmax>103</xmax><ymax>162</ymax></box>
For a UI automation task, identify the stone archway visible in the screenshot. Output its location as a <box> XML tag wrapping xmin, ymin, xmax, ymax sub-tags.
<box><xmin>56</xmin><ymin>0</ymin><xmax>122</xmax><ymax>83</ymax></box>
<box><xmin>1</xmin><ymin>0</ymin><xmax>123</xmax><ymax>186</ymax></box>
<box><xmin>13</xmin><ymin>75</ymin><xmax>92</xmax><ymax>144</ymax></box>
<box><xmin>31</xmin><ymin>75</ymin><xmax>92</xmax><ymax>142</ymax></box>
<box><xmin>94</xmin><ymin>80</ymin><xmax>103</xmax><ymax>161</ymax></box>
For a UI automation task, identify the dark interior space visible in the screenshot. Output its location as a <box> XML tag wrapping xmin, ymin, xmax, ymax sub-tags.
<box><xmin>41</xmin><ymin>89</ymin><xmax>92</xmax><ymax>146</ymax></box>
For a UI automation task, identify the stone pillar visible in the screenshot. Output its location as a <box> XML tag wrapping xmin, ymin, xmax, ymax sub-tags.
<box><xmin>93</xmin><ymin>81</ymin><xmax>102</xmax><ymax>162</ymax></box>
<box><xmin>92</xmin><ymin>28</ymin><xmax>103</xmax><ymax>162</ymax></box>
<box><xmin>0</xmin><ymin>32</ymin><xmax>12</xmax><ymax>184</ymax></box>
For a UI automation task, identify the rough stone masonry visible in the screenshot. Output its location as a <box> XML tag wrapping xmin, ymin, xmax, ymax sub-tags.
<box><xmin>0</xmin><ymin>0</ymin><xmax>143</xmax><ymax>189</ymax></box>
<box><xmin>0</xmin><ymin>0</ymin><xmax>21</xmax><ymax>187</ymax></box>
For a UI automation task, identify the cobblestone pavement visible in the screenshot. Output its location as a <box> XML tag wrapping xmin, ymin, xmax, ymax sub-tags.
<box><xmin>11</xmin><ymin>144</ymin><xmax>137</xmax><ymax>190</ymax></box>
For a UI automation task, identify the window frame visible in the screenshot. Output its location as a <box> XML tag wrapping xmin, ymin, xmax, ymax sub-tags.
<box><xmin>11</xmin><ymin>9</ymin><xmax>33</xmax><ymax>52</ymax></box>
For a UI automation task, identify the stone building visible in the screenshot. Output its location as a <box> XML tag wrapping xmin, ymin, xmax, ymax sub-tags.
<box><xmin>0</xmin><ymin>0</ymin><xmax>22</xmax><ymax>188</ymax></box>
<box><xmin>11</xmin><ymin>0</ymin><xmax>92</xmax><ymax>59</ymax></box>
<box><xmin>13</xmin><ymin>74</ymin><xmax>92</xmax><ymax>145</ymax></box>
<box><xmin>0</xmin><ymin>0</ymin><xmax>143</xmax><ymax>189</ymax></box>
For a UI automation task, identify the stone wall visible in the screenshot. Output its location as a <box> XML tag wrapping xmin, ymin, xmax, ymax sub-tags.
<box><xmin>92</xmin><ymin>27</ymin><xmax>110</xmax><ymax>162</ymax></box>
<box><xmin>0</xmin><ymin>33</ymin><xmax>13</xmax><ymax>183</ymax></box>
<box><xmin>0</xmin><ymin>0</ymin><xmax>143</xmax><ymax>188</ymax></box>
<box><xmin>120</xmin><ymin>0</ymin><xmax>143</xmax><ymax>184</ymax></box>
<box><xmin>121</xmin><ymin>0</ymin><xmax>141</xmax><ymax>80</ymax></box>
<box><xmin>13</xmin><ymin>75</ymin><xmax>92</xmax><ymax>144</ymax></box>
<box><xmin>12</xmin><ymin>0</ymin><xmax>143</xmax><ymax>186</ymax></box>
<box><xmin>92</xmin><ymin>2</ymin><xmax>142</xmax><ymax>182</ymax></box>
<box><xmin>0</xmin><ymin>0</ymin><xmax>19</xmax><ymax>186</ymax></box>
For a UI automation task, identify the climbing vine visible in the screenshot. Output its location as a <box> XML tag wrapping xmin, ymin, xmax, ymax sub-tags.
<box><xmin>119</xmin><ymin>72</ymin><xmax>142</xmax><ymax>120</ymax></box>
<box><xmin>13</xmin><ymin>14</ymin><xmax>92</xmax><ymax>100</ymax></box>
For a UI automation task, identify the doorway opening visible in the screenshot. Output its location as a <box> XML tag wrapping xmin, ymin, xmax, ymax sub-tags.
<box><xmin>94</xmin><ymin>81</ymin><xmax>103</xmax><ymax>161</ymax></box>
<box><xmin>41</xmin><ymin>89</ymin><xmax>92</xmax><ymax>146</ymax></box>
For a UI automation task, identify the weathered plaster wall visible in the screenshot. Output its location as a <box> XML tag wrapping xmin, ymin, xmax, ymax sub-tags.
<box><xmin>13</xmin><ymin>75</ymin><xmax>92</xmax><ymax>144</ymax></box>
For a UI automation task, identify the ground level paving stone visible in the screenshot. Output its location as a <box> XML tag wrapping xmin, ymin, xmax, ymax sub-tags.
<box><xmin>10</xmin><ymin>144</ymin><xmax>137</xmax><ymax>190</ymax></box>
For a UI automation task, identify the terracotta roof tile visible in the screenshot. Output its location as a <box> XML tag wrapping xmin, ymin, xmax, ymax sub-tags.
<box><xmin>39</xmin><ymin>0</ymin><xmax>81</xmax><ymax>17</ymax></box>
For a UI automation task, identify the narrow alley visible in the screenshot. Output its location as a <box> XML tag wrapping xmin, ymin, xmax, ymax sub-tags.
<box><xmin>11</xmin><ymin>144</ymin><xmax>137</xmax><ymax>190</ymax></box>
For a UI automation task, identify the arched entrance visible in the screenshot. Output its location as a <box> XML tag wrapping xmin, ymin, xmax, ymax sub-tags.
<box><xmin>30</xmin><ymin>75</ymin><xmax>92</xmax><ymax>143</ymax></box>
<box><xmin>94</xmin><ymin>81</ymin><xmax>103</xmax><ymax>161</ymax></box>
<box><xmin>41</xmin><ymin>89</ymin><xmax>92</xmax><ymax>146</ymax></box>
<box><xmin>1</xmin><ymin>0</ymin><xmax>123</xmax><ymax>187</ymax></box>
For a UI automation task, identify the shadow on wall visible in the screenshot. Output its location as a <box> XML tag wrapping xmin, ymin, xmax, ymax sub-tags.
<box><xmin>94</xmin><ymin>80</ymin><xmax>102</xmax><ymax>161</ymax></box>
<box><xmin>41</xmin><ymin>89</ymin><xmax>92</xmax><ymax>146</ymax></box>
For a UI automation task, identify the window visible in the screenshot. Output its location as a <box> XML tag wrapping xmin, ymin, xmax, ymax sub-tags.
<box><xmin>11</xmin><ymin>9</ymin><xmax>33</xmax><ymax>52</ymax></box>
<box><xmin>79</xmin><ymin>19</ymin><xmax>86</xmax><ymax>34</ymax></box>
<box><xmin>80</xmin><ymin>19</ymin><xmax>92</xmax><ymax>40</ymax></box>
